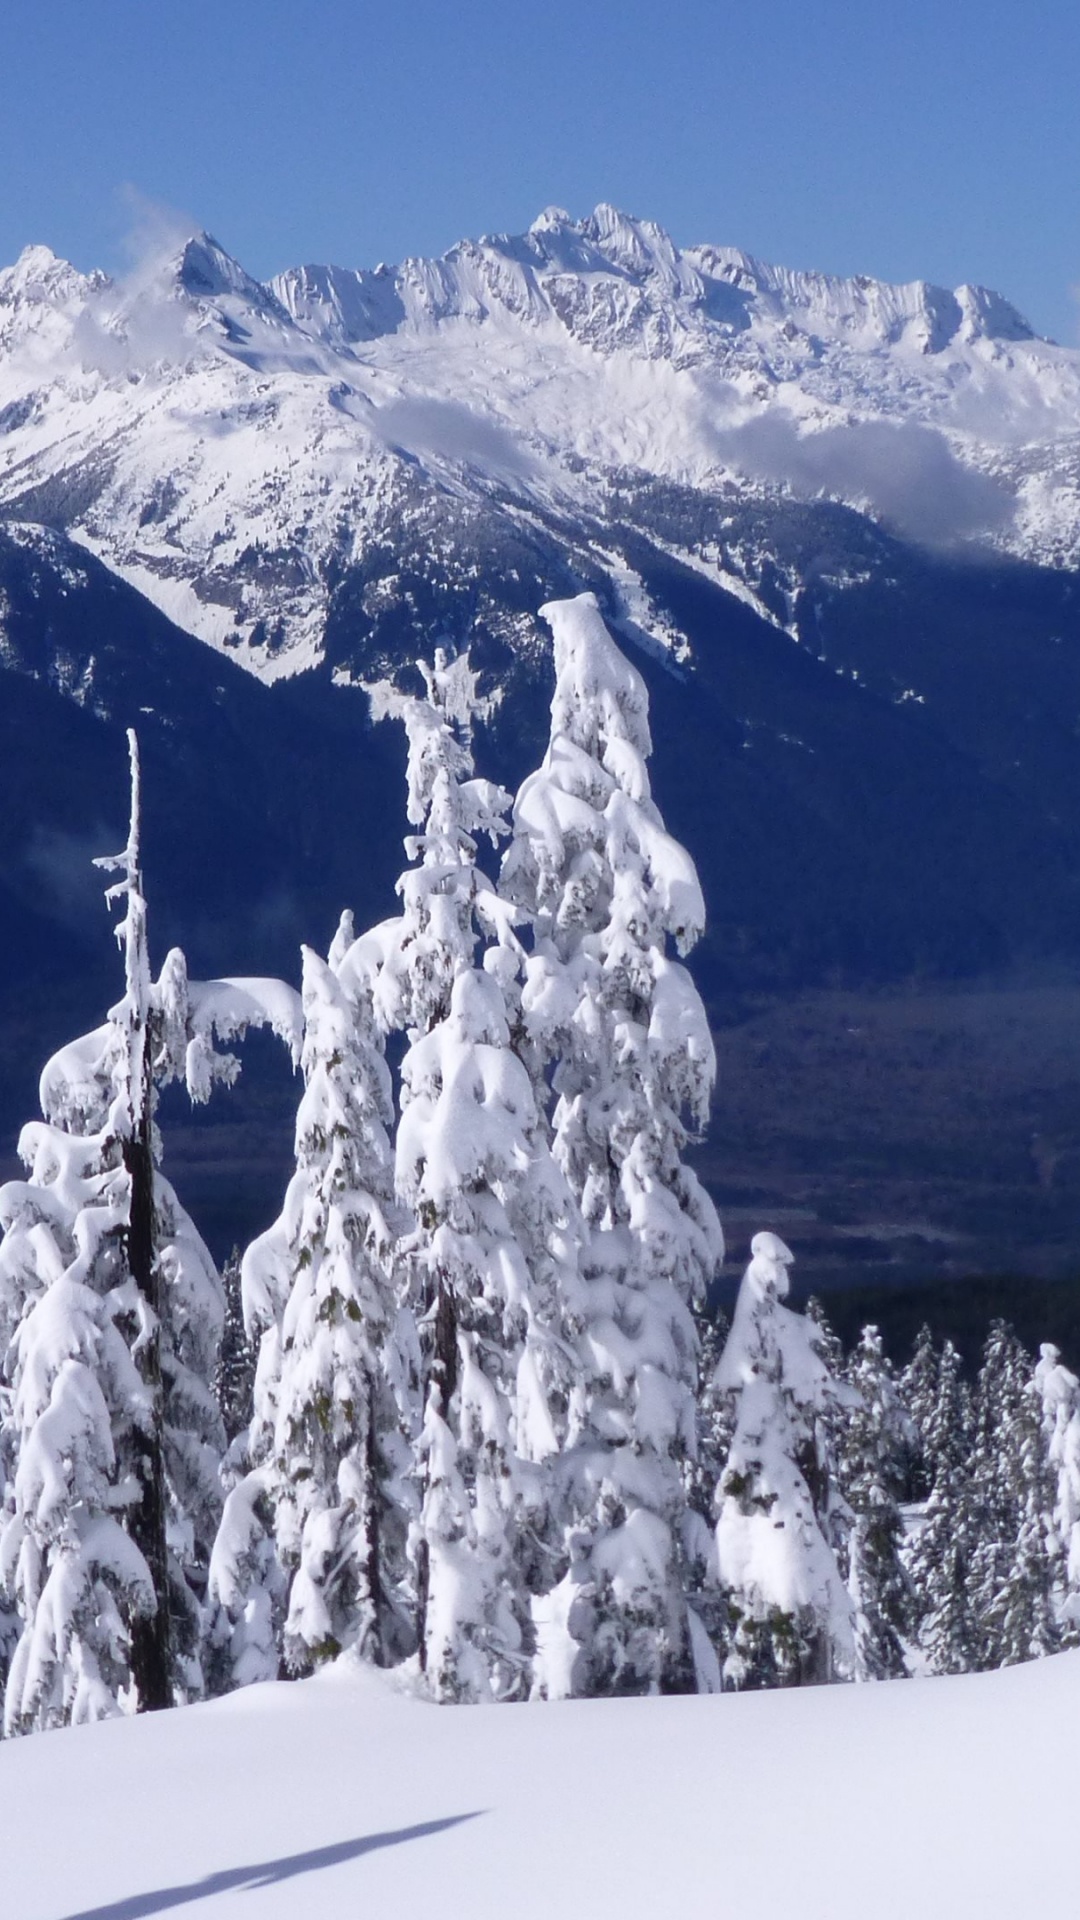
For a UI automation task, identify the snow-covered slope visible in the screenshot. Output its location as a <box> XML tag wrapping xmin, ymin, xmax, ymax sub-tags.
<box><xmin>3</xmin><ymin>1652</ymin><xmax>1076</xmax><ymax>1919</ymax></box>
<box><xmin>2</xmin><ymin>206</ymin><xmax>1079</xmax><ymax>680</ymax></box>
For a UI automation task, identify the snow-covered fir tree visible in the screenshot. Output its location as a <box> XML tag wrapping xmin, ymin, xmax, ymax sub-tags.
<box><xmin>0</xmin><ymin>1085</ymin><xmax>157</xmax><ymax>1732</ymax></box>
<box><xmin>680</xmin><ymin>1309</ymin><xmax>733</xmax><ymax>1691</ymax></box>
<box><xmin>805</xmin><ymin>1296</ymin><xmax>845</xmax><ymax>1381</ymax></box>
<box><xmin>968</xmin><ymin>1323</ymin><xmax>1058</xmax><ymax>1669</ymax></box>
<box><xmin>686</xmin><ymin>1310</ymin><xmax>733</xmax><ymax>1536</ymax></box>
<box><xmin>371</xmin><ymin>650</ymin><xmax>580</xmax><ymax>1703</ymax></box>
<box><xmin>213</xmin><ymin>1249</ymin><xmax>256</xmax><ymax>1445</ymax></box>
<box><xmin>1034</xmin><ymin>1342</ymin><xmax>1080</xmax><ymax>1640</ymax></box>
<box><xmin>220</xmin><ymin>941</ymin><xmax>419</xmax><ymax>1683</ymax></box>
<box><xmin>503</xmin><ymin>592</ymin><xmax>724</xmax><ymax>1698</ymax></box>
<box><xmin>907</xmin><ymin>1339</ymin><xmax>979</xmax><ymax>1675</ymax></box>
<box><xmin>713</xmin><ymin>1234</ymin><xmax>855</xmax><ymax>1689</ymax></box>
<box><xmin>840</xmin><ymin>1326</ymin><xmax>912</xmax><ymax>1681</ymax></box>
<box><xmin>897</xmin><ymin>1324</ymin><xmax>938</xmax><ymax>1502</ymax></box>
<box><xmin>802</xmin><ymin>1295</ymin><xmax>855</xmax><ymax>1570</ymax></box>
<box><xmin>0</xmin><ymin>734</ymin><xmax>297</xmax><ymax>1730</ymax></box>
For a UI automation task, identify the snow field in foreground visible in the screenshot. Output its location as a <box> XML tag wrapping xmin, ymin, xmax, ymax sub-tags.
<box><xmin>2</xmin><ymin>1649</ymin><xmax>1075</xmax><ymax>1920</ymax></box>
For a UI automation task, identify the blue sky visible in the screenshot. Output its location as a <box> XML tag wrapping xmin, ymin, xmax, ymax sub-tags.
<box><xmin>3</xmin><ymin>0</ymin><xmax>1079</xmax><ymax>340</ymax></box>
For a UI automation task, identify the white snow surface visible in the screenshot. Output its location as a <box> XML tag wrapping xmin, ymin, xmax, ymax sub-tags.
<box><xmin>2</xmin><ymin>207</ymin><xmax>1080</xmax><ymax>677</ymax></box>
<box><xmin>2</xmin><ymin>1649</ymin><xmax>1077</xmax><ymax>1919</ymax></box>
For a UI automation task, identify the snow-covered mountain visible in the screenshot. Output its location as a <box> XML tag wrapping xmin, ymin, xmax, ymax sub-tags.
<box><xmin>6</xmin><ymin>209</ymin><xmax>1080</xmax><ymax>1283</ymax></box>
<box><xmin>2</xmin><ymin>205</ymin><xmax>1080</xmax><ymax>681</ymax></box>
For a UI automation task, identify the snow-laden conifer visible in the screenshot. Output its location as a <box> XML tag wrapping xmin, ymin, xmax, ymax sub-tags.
<box><xmin>372</xmin><ymin>650</ymin><xmax>580</xmax><ymax>1702</ymax></box>
<box><xmin>713</xmin><ymin>1234</ymin><xmax>855</xmax><ymax>1688</ymax></box>
<box><xmin>803</xmin><ymin>1295</ymin><xmax>856</xmax><ymax>1569</ymax></box>
<box><xmin>225</xmin><ymin>941</ymin><xmax>418</xmax><ymax>1680</ymax></box>
<box><xmin>840</xmin><ymin>1326</ymin><xmax>912</xmax><ymax>1680</ymax></box>
<box><xmin>503</xmin><ymin>593</ymin><xmax>723</xmax><ymax>1698</ymax></box>
<box><xmin>0</xmin><ymin>1123</ymin><xmax>155</xmax><ymax>1730</ymax></box>
<box><xmin>908</xmin><ymin>1339</ymin><xmax>979</xmax><ymax>1675</ymax></box>
<box><xmin>897</xmin><ymin>1324</ymin><xmax>938</xmax><ymax>1502</ymax></box>
<box><xmin>212</xmin><ymin>1250</ymin><xmax>256</xmax><ymax>1445</ymax></box>
<box><xmin>368</xmin><ymin>650</ymin><xmax>517</xmax><ymax>1041</ymax></box>
<box><xmin>680</xmin><ymin>1310</ymin><xmax>733</xmax><ymax>1692</ymax></box>
<box><xmin>968</xmin><ymin>1324</ymin><xmax>1058</xmax><ymax>1668</ymax></box>
<box><xmin>805</xmin><ymin>1296</ymin><xmax>845</xmax><ymax>1380</ymax></box>
<box><xmin>0</xmin><ymin>734</ymin><xmax>299</xmax><ymax>1730</ymax></box>
<box><xmin>1034</xmin><ymin>1343</ymin><xmax>1080</xmax><ymax>1639</ymax></box>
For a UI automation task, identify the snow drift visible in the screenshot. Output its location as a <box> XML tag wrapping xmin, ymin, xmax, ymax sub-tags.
<box><xmin>2</xmin><ymin>1649</ymin><xmax>1075</xmax><ymax>1920</ymax></box>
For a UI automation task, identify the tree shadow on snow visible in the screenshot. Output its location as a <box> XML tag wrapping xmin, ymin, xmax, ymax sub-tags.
<box><xmin>59</xmin><ymin>1812</ymin><xmax>484</xmax><ymax>1919</ymax></box>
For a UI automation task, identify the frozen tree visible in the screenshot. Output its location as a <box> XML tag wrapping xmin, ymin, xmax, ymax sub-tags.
<box><xmin>840</xmin><ymin>1326</ymin><xmax>912</xmax><ymax>1680</ymax></box>
<box><xmin>226</xmin><ymin>940</ymin><xmax>418</xmax><ymax>1680</ymax></box>
<box><xmin>0</xmin><ymin>1455</ymin><xmax>17</xmax><ymax>1698</ymax></box>
<box><xmin>805</xmin><ymin>1296</ymin><xmax>845</xmax><ymax>1381</ymax></box>
<box><xmin>713</xmin><ymin>1234</ymin><xmax>855</xmax><ymax>1689</ymax></box>
<box><xmin>686</xmin><ymin>1310</ymin><xmax>733</xmax><ymax>1540</ymax></box>
<box><xmin>372</xmin><ymin>651</ymin><xmax>580</xmax><ymax>1703</ymax></box>
<box><xmin>401</xmin><ymin>967</ymin><xmax>586</xmax><ymax>1702</ymax></box>
<box><xmin>204</xmin><ymin>1469</ymin><xmax>285</xmax><ymax>1694</ymax></box>
<box><xmin>897</xmin><ymin>1324</ymin><xmax>938</xmax><ymax>1502</ymax></box>
<box><xmin>0</xmin><ymin>733</ymin><xmax>301</xmax><ymax>1730</ymax></box>
<box><xmin>679</xmin><ymin>1310</ymin><xmax>733</xmax><ymax>1691</ymax></box>
<box><xmin>804</xmin><ymin>1295</ymin><xmax>855</xmax><ymax>1567</ymax></box>
<box><xmin>212</xmin><ymin>1250</ymin><xmax>256</xmax><ymax>1445</ymax></box>
<box><xmin>968</xmin><ymin>1324</ymin><xmax>1058</xmax><ymax>1669</ymax></box>
<box><xmin>1034</xmin><ymin>1343</ymin><xmax>1080</xmax><ymax>1641</ymax></box>
<box><xmin>368</xmin><ymin>650</ymin><xmax>515</xmax><ymax>1042</ymax></box>
<box><xmin>504</xmin><ymin>593</ymin><xmax>724</xmax><ymax>1698</ymax></box>
<box><xmin>0</xmin><ymin>1118</ymin><xmax>155</xmax><ymax>1730</ymax></box>
<box><xmin>908</xmin><ymin>1339</ymin><xmax>979</xmax><ymax>1675</ymax></box>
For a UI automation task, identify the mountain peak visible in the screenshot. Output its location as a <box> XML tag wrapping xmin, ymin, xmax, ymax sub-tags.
<box><xmin>580</xmin><ymin>203</ymin><xmax>677</xmax><ymax>276</ymax></box>
<box><xmin>174</xmin><ymin>232</ymin><xmax>264</xmax><ymax>303</ymax></box>
<box><xmin>956</xmin><ymin>282</ymin><xmax>1036</xmax><ymax>345</ymax></box>
<box><xmin>13</xmin><ymin>243</ymin><xmax>65</xmax><ymax>281</ymax></box>
<box><xmin>529</xmin><ymin>206</ymin><xmax>572</xmax><ymax>235</ymax></box>
<box><xmin>0</xmin><ymin>244</ymin><xmax>101</xmax><ymax>308</ymax></box>
<box><xmin>0</xmin><ymin>202</ymin><xmax>1074</xmax><ymax>684</ymax></box>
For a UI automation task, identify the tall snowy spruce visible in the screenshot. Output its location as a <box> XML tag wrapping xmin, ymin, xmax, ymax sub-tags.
<box><xmin>839</xmin><ymin>1326</ymin><xmax>912</xmax><ymax>1681</ymax></box>
<box><xmin>712</xmin><ymin>1234</ymin><xmax>855</xmax><ymax>1688</ymax></box>
<box><xmin>897</xmin><ymin>1324</ymin><xmax>939</xmax><ymax>1503</ymax></box>
<box><xmin>680</xmin><ymin>1309</ymin><xmax>733</xmax><ymax>1689</ymax></box>
<box><xmin>212</xmin><ymin>1249</ymin><xmax>257</xmax><ymax>1446</ymax></box>
<box><xmin>0</xmin><ymin>735</ymin><xmax>291</xmax><ymax>1730</ymax></box>
<box><xmin>1034</xmin><ymin>1343</ymin><xmax>1080</xmax><ymax>1640</ymax></box>
<box><xmin>371</xmin><ymin>650</ymin><xmax>580</xmax><ymax>1703</ymax></box>
<box><xmin>907</xmin><ymin>1339</ymin><xmax>979</xmax><ymax>1675</ymax></box>
<box><xmin>968</xmin><ymin>1324</ymin><xmax>1058</xmax><ymax>1669</ymax></box>
<box><xmin>503</xmin><ymin>593</ymin><xmax>724</xmax><ymax>1698</ymax></box>
<box><xmin>214</xmin><ymin>937</ymin><xmax>418</xmax><ymax>1685</ymax></box>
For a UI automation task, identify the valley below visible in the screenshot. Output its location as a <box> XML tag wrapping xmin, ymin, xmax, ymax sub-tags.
<box><xmin>127</xmin><ymin>978</ymin><xmax>1080</xmax><ymax>1358</ymax></box>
